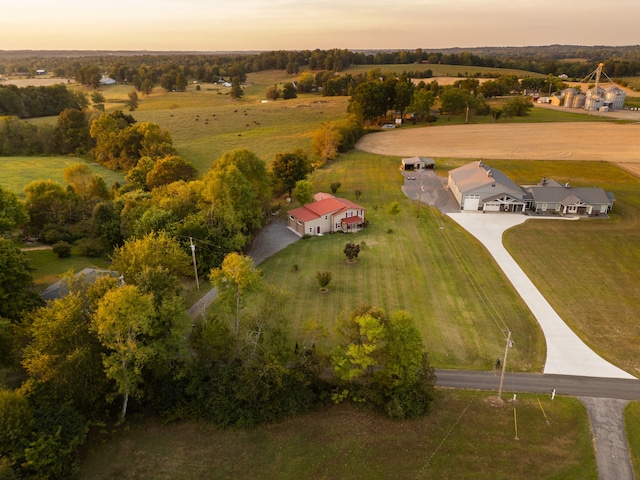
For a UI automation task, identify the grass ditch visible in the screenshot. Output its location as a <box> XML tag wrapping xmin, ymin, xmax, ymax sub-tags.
<box><xmin>79</xmin><ymin>390</ymin><xmax>596</xmax><ymax>480</ymax></box>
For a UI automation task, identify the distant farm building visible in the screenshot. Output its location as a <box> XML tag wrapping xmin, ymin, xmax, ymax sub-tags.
<box><xmin>99</xmin><ymin>75</ymin><xmax>116</xmax><ymax>86</ymax></box>
<box><xmin>401</xmin><ymin>156</ymin><xmax>435</xmax><ymax>171</ymax></box>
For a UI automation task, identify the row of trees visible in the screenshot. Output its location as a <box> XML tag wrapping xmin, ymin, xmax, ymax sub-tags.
<box><xmin>0</xmin><ymin>83</ymin><xmax>82</xmax><ymax>118</ymax></box>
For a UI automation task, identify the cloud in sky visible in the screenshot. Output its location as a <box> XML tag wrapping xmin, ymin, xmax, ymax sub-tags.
<box><xmin>2</xmin><ymin>0</ymin><xmax>639</xmax><ymax>51</ymax></box>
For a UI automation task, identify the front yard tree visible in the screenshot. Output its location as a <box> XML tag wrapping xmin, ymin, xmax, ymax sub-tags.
<box><xmin>93</xmin><ymin>284</ymin><xmax>156</xmax><ymax>423</ymax></box>
<box><xmin>503</xmin><ymin>96</ymin><xmax>533</xmax><ymax>117</ymax></box>
<box><xmin>315</xmin><ymin>270</ymin><xmax>333</xmax><ymax>292</ymax></box>
<box><xmin>210</xmin><ymin>252</ymin><xmax>263</xmax><ymax>351</ymax></box>
<box><xmin>348</xmin><ymin>80</ymin><xmax>390</xmax><ymax>124</ymax></box>
<box><xmin>271</xmin><ymin>149</ymin><xmax>312</xmax><ymax>195</ymax></box>
<box><xmin>329</xmin><ymin>182</ymin><xmax>341</xmax><ymax>194</ymax></box>
<box><xmin>344</xmin><ymin>242</ymin><xmax>360</xmax><ymax>262</ymax></box>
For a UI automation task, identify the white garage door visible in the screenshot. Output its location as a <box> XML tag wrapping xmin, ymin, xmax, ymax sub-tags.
<box><xmin>463</xmin><ymin>197</ymin><xmax>479</xmax><ymax>211</ymax></box>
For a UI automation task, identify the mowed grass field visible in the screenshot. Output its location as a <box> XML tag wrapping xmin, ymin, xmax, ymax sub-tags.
<box><xmin>0</xmin><ymin>156</ymin><xmax>124</xmax><ymax>195</ymax></box>
<box><xmin>260</xmin><ymin>151</ymin><xmax>545</xmax><ymax>371</ymax></box>
<box><xmin>79</xmin><ymin>391</ymin><xmax>595</xmax><ymax>480</ymax></box>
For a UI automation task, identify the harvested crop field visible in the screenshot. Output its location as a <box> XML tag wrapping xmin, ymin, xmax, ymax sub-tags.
<box><xmin>356</xmin><ymin>122</ymin><xmax>640</xmax><ymax>166</ymax></box>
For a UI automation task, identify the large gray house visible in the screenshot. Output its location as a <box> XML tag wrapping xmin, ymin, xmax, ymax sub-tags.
<box><xmin>448</xmin><ymin>162</ymin><xmax>615</xmax><ymax>215</ymax></box>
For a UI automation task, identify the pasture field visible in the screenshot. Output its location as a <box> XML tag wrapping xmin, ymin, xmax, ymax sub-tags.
<box><xmin>342</xmin><ymin>63</ymin><xmax>547</xmax><ymax>79</ymax></box>
<box><xmin>0</xmin><ymin>156</ymin><xmax>124</xmax><ymax>195</ymax></box>
<box><xmin>79</xmin><ymin>391</ymin><xmax>595</xmax><ymax>480</ymax></box>
<box><xmin>260</xmin><ymin>151</ymin><xmax>545</xmax><ymax>372</ymax></box>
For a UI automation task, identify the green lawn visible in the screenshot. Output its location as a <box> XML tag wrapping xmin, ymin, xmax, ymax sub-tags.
<box><xmin>79</xmin><ymin>391</ymin><xmax>595</xmax><ymax>480</ymax></box>
<box><xmin>260</xmin><ymin>151</ymin><xmax>545</xmax><ymax>372</ymax></box>
<box><xmin>0</xmin><ymin>156</ymin><xmax>124</xmax><ymax>195</ymax></box>
<box><xmin>25</xmin><ymin>249</ymin><xmax>110</xmax><ymax>291</ymax></box>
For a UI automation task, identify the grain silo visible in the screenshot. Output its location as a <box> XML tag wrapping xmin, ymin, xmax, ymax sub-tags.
<box><xmin>563</xmin><ymin>89</ymin><xmax>577</xmax><ymax>107</ymax></box>
<box><xmin>605</xmin><ymin>86</ymin><xmax>626</xmax><ymax>110</ymax></box>
<box><xmin>572</xmin><ymin>93</ymin><xmax>586</xmax><ymax>109</ymax></box>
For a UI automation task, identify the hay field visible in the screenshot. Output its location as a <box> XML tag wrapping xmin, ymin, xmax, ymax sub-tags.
<box><xmin>356</xmin><ymin>121</ymin><xmax>640</xmax><ymax>170</ymax></box>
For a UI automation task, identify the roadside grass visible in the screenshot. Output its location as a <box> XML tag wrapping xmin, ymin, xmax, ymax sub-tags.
<box><xmin>626</xmin><ymin>402</ymin><xmax>640</xmax><ymax>479</ymax></box>
<box><xmin>0</xmin><ymin>156</ymin><xmax>124</xmax><ymax>195</ymax></box>
<box><xmin>79</xmin><ymin>391</ymin><xmax>595</xmax><ymax>480</ymax></box>
<box><xmin>259</xmin><ymin>151</ymin><xmax>545</xmax><ymax>371</ymax></box>
<box><xmin>497</xmin><ymin>160</ymin><xmax>640</xmax><ymax>376</ymax></box>
<box><xmin>25</xmin><ymin>249</ymin><xmax>110</xmax><ymax>291</ymax></box>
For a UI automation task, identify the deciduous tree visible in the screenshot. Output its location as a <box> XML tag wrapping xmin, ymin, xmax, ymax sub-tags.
<box><xmin>271</xmin><ymin>149</ymin><xmax>312</xmax><ymax>195</ymax></box>
<box><xmin>92</xmin><ymin>284</ymin><xmax>156</xmax><ymax>422</ymax></box>
<box><xmin>210</xmin><ymin>253</ymin><xmax>262</xmax><ymax>350</ymax></box>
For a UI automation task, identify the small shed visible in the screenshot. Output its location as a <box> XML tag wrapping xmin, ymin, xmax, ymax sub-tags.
<box><xmin>401</xmin><ymin>156</ymin><xmax>435</xmax><ymax>171</ymax></box>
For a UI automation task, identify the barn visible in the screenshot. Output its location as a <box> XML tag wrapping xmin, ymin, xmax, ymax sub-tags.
<box><xmin>401</xmin><ymin>156</ymin><xmax>435</xmax><ymax>171</ymax></box>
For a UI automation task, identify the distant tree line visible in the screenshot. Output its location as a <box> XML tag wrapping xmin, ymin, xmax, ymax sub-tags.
<box><xmin>2</xmin><ymin>46</ymin><xmax>639</xmax><ymax>85</ymax></box>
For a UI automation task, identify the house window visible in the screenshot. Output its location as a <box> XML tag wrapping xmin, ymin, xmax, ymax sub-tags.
<box><xmin>309</xmin><ymin>227</ymin><xmax>313</xmax><ymax>233</ymax></box>
<box><xmin>541</xmin><ymin>203</ymin><xmax>548</xmax><ymax>212</ymax></box>
<box><xmin>290</xmin><ymin>215</ymin><xmax>294</xmax><ymax>220</ymax></box>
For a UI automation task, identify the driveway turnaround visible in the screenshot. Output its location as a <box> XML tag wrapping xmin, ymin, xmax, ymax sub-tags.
<box><xmin>447</xmin><ymin>212</ymin><xmax>635</xmax><ymax>380</ymax></box>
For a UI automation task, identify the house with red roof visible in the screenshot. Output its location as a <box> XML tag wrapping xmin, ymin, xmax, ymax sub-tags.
<box><xmin>288</xmin><ymin>193</ymin><xmax>365</xmax><ymax>237</ymax></box>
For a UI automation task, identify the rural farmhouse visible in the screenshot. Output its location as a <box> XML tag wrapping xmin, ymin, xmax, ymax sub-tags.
<box><xmin>288</xmin><ymin>193</ymin><xmax>365</xmax><ymax>237</ymax></box>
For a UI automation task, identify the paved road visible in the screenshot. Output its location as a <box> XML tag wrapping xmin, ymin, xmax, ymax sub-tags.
<box><xmin>436</xmin><ymin>370</ymin><xmax>636</xmax><ymax>480</ymax></box>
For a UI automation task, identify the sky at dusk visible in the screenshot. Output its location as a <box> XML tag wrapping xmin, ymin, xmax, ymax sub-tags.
<box><xmin>2</xmin><ymin>0</ymin><xmax>639</xmax><ymax>51</ymax></box>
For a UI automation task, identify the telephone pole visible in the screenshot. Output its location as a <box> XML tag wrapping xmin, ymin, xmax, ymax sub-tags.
<box><xmin>189</xmin><ymin>237</ymin><xmax>200</xmax><ymax>290</ymax></box>
<box><xmin>498</xmin><ymin>330</ymin><xmax>512</xmax><ymax>400</ymax></box>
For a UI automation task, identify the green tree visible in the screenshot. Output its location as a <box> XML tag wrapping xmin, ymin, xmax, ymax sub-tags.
<box><xmin>282</xmin><ymin>82</ymin><xmax>297</xmax><ymax>99</ymax></box>
<box><xmin>292</xmin><ymin>179</ymin><xmax>313</xmax><ymax>205</ymax></box>
<box><xmin>110</xmin><ymin>231</ymin><xmax>192</xmax><ymax>292</ymax></box>
<box><xmin>230</xmin><ymin>78</ymin><xmax>243</xmax><ymax>99</ymax></box>
<box><xmin>63</xmin><ymin>163</ymin><xmax>94</xmax><ymax>201</ymax></box>
<box><xmin>145</xmin><ymin>155</ymin><xmax>197</xmax><ymax>190</ymax></box>
<box><xmin>329</xmin><ymin>181</ymin><xmax>341</xmax><ymax>194</ymax></box>
<box><xmin>409</xmin><ymin>89</ymin><xmax>435</xmax><ymax>122</ymax></box>
<box><xmin>0</xmin><ymin>389</ymin><xmax>33</xmax><ymax>469</ymax></box>
<box><xmin>343</xmin><ymin>242</ymin><xmax>360</xmax><ymax>262</ymax></box>
<box><xmin>503</xmin><ymin>96</ymin><xmax>533</xmax><ymax>117</ymax></box>
<box><xmin>332</xmin><ymin>306</ymin><xmax>436</xmax><ymax>419</ymax></box>
<box><xmin>271</xmin><ymin>149</ymin><xmax>312</xmax><ymax>195</ymax></box>
<box><xmin>140</xmin><ymin>79</ymin><xmax>154</xmax><ymax>96</ymax></box>
<box><xmin>125</xmin><ymin>90</ymin><xmax>139</xmax><ymax>111</ymax></box>
<box><xmin>315</xmin><ymin>270</ymin><xmax>333</xmax><ymax>291</ymax></box>
<box><xmin>0</xmin><ymin>186</ymin><xmax>28</xmax><ymax>234</ymax></box>
<box><xmin>348</xmin><ymin>80</ymin><xmax>390</xmax><ymax>124</ymax></box>
<box><xmin>90</xmin><ymin>91</ymin><xmax>105</xmax><ymax>111</ymax></box>
<box><xmin>394</xmin><ymin>79</ymin><xmax>415</xmax><ymax>117</ymax></box>
<box><xmin>175</xmin><ymin>73</ymin><xmax>188</xmax><ymax>92</ymax></box>
<box><xmin>23</xmin><ymin>179</ymin><xmax>77</xmax><ymax>231</ymax></box>
<box><xmin>296</xmin><ymin>72</ymin><xmax>315</xmax><ymax>93</ymax></box>
<box><xmin>440</xmin><ymin>87</ymin><xmax>476</xmax><ymax>117</ymax></box>
<box><xmin>55</xmin><ymin>108</ymin><xmax>91</xmax><ymax>155</ymax></box>
<box><xmin>0</xmin><ymin>239</ymin><xmax>39</xmax><ymax>321</ymax></box>
<box><xmin>210</xmin><ymin>253</ymin><xmax>262</xmax><ymax>351</ymax></box>
<box><xmin>92</xmin><ymin>284</ymin><xmax>156</xmax><ymax>422</ymax></box>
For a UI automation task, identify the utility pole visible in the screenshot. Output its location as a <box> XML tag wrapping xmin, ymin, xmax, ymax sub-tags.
<box><xmin>189</xmin><ymin>237</ymin><xmax>200</xmax><ymax>290</ymax></box>
<box><xmin>498</xmin><ymin>330</ymin><xmax>512</xmax><ymax>400</ymax></box>
<box><xmin>417</xmin><ymin>178</ymin><xmax>424</xmax><ymax>218</ymax></box>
